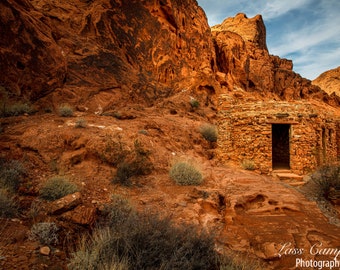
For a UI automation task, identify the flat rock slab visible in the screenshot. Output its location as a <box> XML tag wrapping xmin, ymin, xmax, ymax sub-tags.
<box><xmin>48</xmin><ymin>192</ymin><xmax>82</xmax><ymax>215</ymax></box>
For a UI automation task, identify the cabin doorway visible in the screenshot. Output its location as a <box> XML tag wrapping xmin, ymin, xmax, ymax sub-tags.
<box><xmin>272</xmin><ymin>124</ymin><xmax>290</xmax><ymax>169</ymax></box>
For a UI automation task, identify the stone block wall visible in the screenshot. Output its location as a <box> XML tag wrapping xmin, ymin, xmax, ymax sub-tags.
<box><xmin>217</xmin><ymin>95</ymin><xmax>339</xmax><ymax>174</ymax></box>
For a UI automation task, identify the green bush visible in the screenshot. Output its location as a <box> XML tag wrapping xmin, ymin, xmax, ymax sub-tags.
<box><xmin>0</xmin><ymin>189</ymin><xmax>18</xmax><ymax>217</ymax></box>
<box><xmin>0</xmin><ymin>159</ymin><xmax>26</xmax><ymax>192</ymax></box>
<box><xmin>112</xmin><ymin>140</ymin><xmax>153</xmax><ymax>186</ymax></box>
<box><xmin>29</xmin><ymin>222</ymin><xmax>58</xmax><ymax>245</ymax></box>
<box><xmin>59</xmin><ymin>104</ymin><xmax>74</xmax><ymax>117</ymax></box>
<box><xmin>104</xmin><ymin>194</ymin><xmax>133</xmax><ymax>227</ymax></box>
<box><xmin>75</xmin><ymin>118</ymin><xmax>87</xmax><ymax>128</ymax></box>
<box><xmin>0</xmin><ymin>101</ymin><xmax>34</xmax><ymax>117</ymax></box>
<box><xmin>200</xmin><ymin>124</ymin><xmax>218</xmax><ymax>142</ymax></box>
<box><xmin>190</xmin><ymin>98</ymin><xmax>200</xmax><ymax>109</ymax></box>
<box><xmin>241</xmin><ymin>159</ymin><xmax>255</xmax><ymax>170</ymax></box>
<box><xmin>169</xmin><ymin>161</ymin><xmax>203</xmax><ymax>185</ymax></box>
<box><xmin>39</xmin><ymin>176</ymin><xmax>79</xmax><ymax>201</ymax></box>
<box><xmin>99</xmin><ymin>135</ymin><xmax>127</xmax><ymax>166</ymax></box>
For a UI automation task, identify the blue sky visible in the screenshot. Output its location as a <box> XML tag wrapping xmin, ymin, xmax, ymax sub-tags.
<box><xmin>197</xmin><ymin>0</ymin><xmax>340</xmax><ymax>80</ymax></box>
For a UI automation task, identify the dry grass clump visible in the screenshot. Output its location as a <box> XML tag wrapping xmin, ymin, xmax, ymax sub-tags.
<box><xmin>29</xmin><ymin>222</ymin><xmax>59</xmax><ymax>245</ymax></box>
<box><xmin>0</xmin><ymin>87</ymin><xmax>35</xmax><ymax>117</ymax></box>
<box><xmin>310</xmin><ymin>164</ymin><xmax>340</xmax><ymax>200</ymax></box>
<box><xmin>300</xmin><ymin>164</ymin><xmax>340</xmax><ymax>225</ymax></box>
<box><xmin>0</xmin><ymin>189</ymin><xmax>18</xmax><ymax>218</ymax></box>
<box><xmin>0</xmin><ymin>159</ymin><xmax>26</xmax><ymax>192</ymax></box>
<box><xmin>241</xmin><ymin>159</ymin><xmax>255</xmax><ymax>170</ymax></box>
<box><xmin>39</xmin><ymin>176</ymin><xmax>79</xmax><ymax>201</ymax></box>
<box><xmin>199</xmin><ymin>123</ymin><xmax>218</xmax><ymax>142</ymax></box>
<box><xmin>75</xmin><ymin>118</ymin><xmax>87</xmax><ymax>128</ymax></box>
<box><xmin>169</xmin><ymin>161</ymin><xmax>203</xmax><ymax>185</ymax></box>
<box><xmin>302</xmin><ymin>164</ymin><xmax>340</xmax><ymax>200</ymax></box>
<box><xmin>58</xmin><ymin>104</ymin><xmax>74</xmax><ymax>117</ymax></box>
<box><xmin>69</xmin><ymin>195</ymin><xmax>222</xmax><ymax>270</ymax></box>
<box><xmin>0</xmin><ymin>102</ymin><xmax>34</xmax><ymax>117</ymax></box>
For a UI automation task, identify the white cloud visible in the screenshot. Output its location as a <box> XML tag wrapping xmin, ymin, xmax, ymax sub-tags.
<box><xmin>270</xmin><ymin>22</ymin><xmax>340</xmax><ymax>57</ymax></box>
<box><xmin>197</xmin><ymin>0</ymin><xmax>340</xmax><ymax>79</ymax></box>
<box><xmin>259</xmin><ymin>0</ymin><xmax>312</xmax><ymax>20</ymax></box>
<box><xmin>293</xmin><ymin>46</ymin><xmax>340</xmax><ymax>79</ymax></box>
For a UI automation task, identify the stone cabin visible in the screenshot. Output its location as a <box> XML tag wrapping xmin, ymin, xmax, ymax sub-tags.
<box><xmin>217</xmin><ymin>95</ymin><xmax>340</xmax><ymax>175</ymax></box>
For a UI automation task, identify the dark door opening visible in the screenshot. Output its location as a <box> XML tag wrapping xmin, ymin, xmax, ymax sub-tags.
<box><xmin>272</xmin><ymin>124</ymin><xmax>290</xmax><ymax>169</ymax></box>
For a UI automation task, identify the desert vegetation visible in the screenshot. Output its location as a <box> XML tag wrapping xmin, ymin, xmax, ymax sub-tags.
<box><xmin>300</xmin><ymin>164</ymin><xmax>340</xmax><ymax>224</ymax></box>
<box><xmin>199</xmin><ymin>123</ymin><xmax>218</xmax><ymax>142</ymax></box>
<box><xmin>0</xmin><ymin>159</ymin><xmax>26</xmax><ymax>192</ymax></box>
<box><xmin>68</xmin><ymin>194</ymin><xmax>250</xmax><ymax>270</ymax></box>
<box><xmin>308</xmin><ymin>164</ymin><xmax>340</xmax><ymax>200</ymax></box>
<box><xmin>241</xmin><ymin>159</ymin><xmax>256</xmax><ymax>170</ymax></box>
<box><xmin>0</xmin><ymin>189</ymin><xmax>18</xmax><ymax>217</ymax></box>
<box><xmin>58</xmin><ymin>104</ymin><xmax>74</xmax><ymax>117</ymax></box>
<box><xmin>169</xmin><ymin>161</ymin><xmax>203</xmax><ymax>185</ymax></box>
<box><xmin>75</xmin><ymin>118</ymin><xmax>87</xmax><ymax>128</ymax></box>
<box><xmin>0</xmin><ymin>159</ymin><xmax>25</xmax><ymax>218</ymax></box>
<box><xmin>39</xmin><ymin>176</ymin><xmax>79</xmax><ymax>201</ymax></box>
<box><xmin>189</xmin><ymin>97</ymin><xmax>200</xmax><ymax>109</ymax></box>
<box><xmin>0</xmin><ymin>87</ymin><xmax>34</xmax><ymax>117</ymax></box>
<box><xmin>112</xmin><ymin>140</ymin><xmax>153</xmax><ymax>186</ymax></box>
<box><xmin>29</xmin><ymin>222</ymin><xmax>59</xmax><ymax>246</ymax></box>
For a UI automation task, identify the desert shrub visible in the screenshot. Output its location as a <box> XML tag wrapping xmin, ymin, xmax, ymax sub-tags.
<box><xmin>104</xmin><ymin>194</ymin><xmax>134</xmax><ymax>227</ymax></box>
<box><xmin>68</xmin><ymin>228</ymin><xmax>130</xmax><ymax>270</ymax></box>
<box><xmin>99</xmin><ymin>135</ymin><xmax>128</xmax><ymax>166</ymax></box>
<box><xmin>200</xmin><ymin>123</ymin><xmax>218</xmax><ymax>142</ymax></box>
<box><xmin>190</xmin><ymin>98</ymin><xmax>200</xmax><ymax>109</ymax></box>
<box><xmin>0</xmin><ymin>189</ymin><xmax>18</xmax><ymax>217</ymax></box>
<box><xmin>308</xmin><ymin>164</ymin><xmax>340</xmax><ymax>200</ymax></box>
<box><xmin>0</xmin><ymin>88</ymin><xmax>34</xmax><ymax>117</ymax></box>
<box><xmin>169</xmin><ymin>161</ymin><xmax>203</xmax><ymax>185</ymax></box>
<box><xmin>0</xmin><ymin>159</ymin><xmax>26</xmax><ymax>192</ymax></box>
<box><xmin>112</xmin><ymin>140</ymin><xmax>153</xmax><ymax>186</ymax></box>
<box><xmin>27</xmin><ymin>199</ymin><xmax>44</xmax><ymax>222</ymax></box>
<box><xmin>59</xmin><ymin>104</ymin><xmax>73</xmax><ymax>117</ymax></box>
<box><xmin>138</xmin><ymin>129</ymin><xmax>148</xmax><ymax>135</ymax></box>
<box><xmin>75</xmin><ymin>118</ymin><xmax>87</xmax><ymax>128</ymax></box>
<box><xmin>39</xmin><ymin>176</ymin><xmax>78</xmax><ymax>201</ymax></box>
<box><xmin>1</xmin><ymin>102</ymin><xmax>34</xmax><ymax>117</ymax></box>
<box><xmin>29</xmin><ymin>222</ymin><xmax>58</xmax><ymax>245</ymax></box>
<box><xmin>241</xmin><ymin>159</ymin><xmax>255</xmax><ymax>170</ymax></box>
<box><xmin>70</xmin><ymin>207</ymin><xmax>220</xmax><ymax>270</ymax></box>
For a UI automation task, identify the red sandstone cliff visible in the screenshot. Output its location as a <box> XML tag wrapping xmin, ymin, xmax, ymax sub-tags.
<box><xmin>1</xmin><ymin>1</ymin><xmax>338</xmax><ymax>110</ymax></box>
<box><xmin>0</xmin><ymin>0</ymin><xmax>218</xmax><ymax>110</ymax></box>
<box><xmin>313</xmin><ymin>66</ymin><xmax>340</xmax><ymax>97</ymax></box>
<box><xmin>211</xmin><ymin>13</ymin><xmax>339</xmax><ymax>105</ymax></box>
<box><xmin>1</xmin><ymin>2</ymin><xmax>340</xmax><ymax>269</ymax></box>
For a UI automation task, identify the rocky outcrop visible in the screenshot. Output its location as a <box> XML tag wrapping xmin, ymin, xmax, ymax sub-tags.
<box><xmin>0</xmin><ymin>0</ymin><xmax>67</xmax><ymax>100</ymax></box>
<box><xmin>212</xmin><ymin>13</ymin><xmax>339</xmax><ymax>105</ymax></box>
<box><xmin>0</xmin><ymin>0</ymin><xmax>218</xmax><ymax>109</ymax></box>
<box><xmin>313</xmin><ymin>66</ymin><xmax>340</xmax><ymax>96</ymax></box>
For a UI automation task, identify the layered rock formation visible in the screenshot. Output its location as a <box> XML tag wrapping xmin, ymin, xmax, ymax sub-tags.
<box><xmin>211</xmin><ymin>13</ymin><xmax>339</xmax><ymax>105</ymax></box>
<box><xmin>0</xmin><ymin>0</ymin><xmax>218</xmax><ymax>109</ymax></box>
<box><xmin>1</xmin><ymin>2</ymin><xmax>340</xmax><ymax>269</ymax></box>
<box><xmin>313</xmin><ymin>66</ymin><xmax>340</xmax><ymax>96</ymax></box>
<box><xmin>0</xmin><ymin>0</ymin><xmax>67</xmax><ymax>100</ymax></box>
<box><xmin>1</xmin><ymin>1</ymin><xmax>338</xmax><ymax>110</ymax></box>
